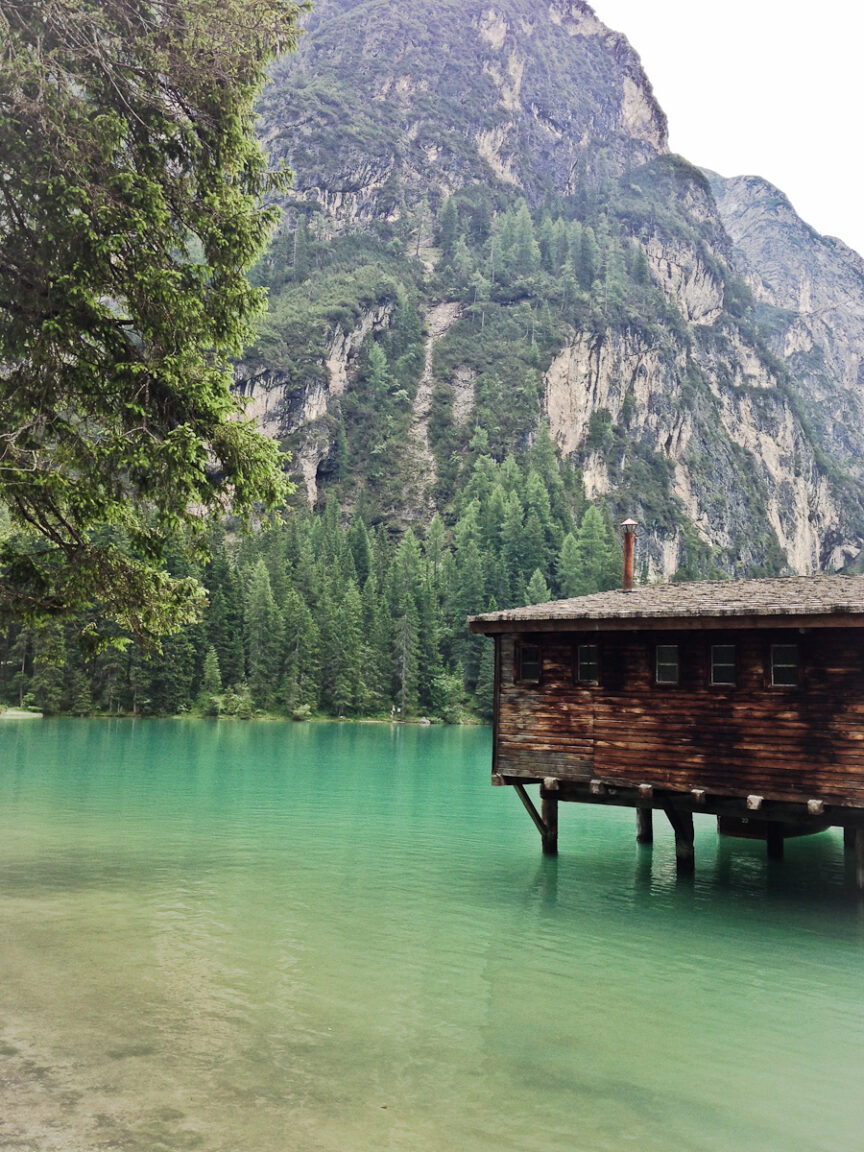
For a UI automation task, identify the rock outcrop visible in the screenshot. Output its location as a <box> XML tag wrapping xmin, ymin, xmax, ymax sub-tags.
<box><xmin>261</xmin><ymin>0</ymin><xmax>668</xmax><ymax>226</ymax></box>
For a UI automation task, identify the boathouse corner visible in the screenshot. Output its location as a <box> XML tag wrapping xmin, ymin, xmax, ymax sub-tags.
<box><xmin>468</xmin><ymin>538</ymin><xmax>864</xmax><ymax>888</ymax></box>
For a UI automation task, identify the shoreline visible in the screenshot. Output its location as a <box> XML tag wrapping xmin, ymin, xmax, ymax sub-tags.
<box><xmin>1</xmin><ymin>710</ymin><xmax>485</xmax><ymax>727</ymax></box>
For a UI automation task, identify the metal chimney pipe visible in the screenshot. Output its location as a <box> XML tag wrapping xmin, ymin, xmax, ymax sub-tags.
<box><xmin>621</xmin><ymin>519</ymin><xmax>638</xmax><ymax>591</ymax></box>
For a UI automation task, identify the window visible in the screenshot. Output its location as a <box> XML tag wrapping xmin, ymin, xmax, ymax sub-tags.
<box><xmin>577</xmin><ymin>644</ymin><xmax>599</xmax><ymax>683</ymax></box>
<box><xmin>518</xmin><ymin>644</ymin><xmax>541</xmax><ymax>682</ymax></box>
<box><xmin>656</xmin><ymin>645</ymin><xmax>679</xmax><ymax>685</ymax></box>
<box><xmin>771</xmin><ymin>644</ymin><xmax>799</xmax><ymax>686</ymax></box>
<box><xmin>711</xmin><ymin>644</ymin><xmax>736</xmax><ymax>686</ymax></box>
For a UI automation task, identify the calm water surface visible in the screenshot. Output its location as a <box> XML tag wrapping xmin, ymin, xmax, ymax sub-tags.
<box><xmin>0</xmin><ymin>719</ymin><xmax>863</xmax><ymax>1151</ymax></box>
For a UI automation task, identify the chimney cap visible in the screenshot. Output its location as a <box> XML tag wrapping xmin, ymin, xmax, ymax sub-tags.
<box><xmin>621</xmin><ymin>518</ymin><xmax>638</xmax><ymax>530</ymax></box>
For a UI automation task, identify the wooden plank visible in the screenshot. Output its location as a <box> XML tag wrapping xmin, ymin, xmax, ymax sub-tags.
<box><xmin>512</xmin><ymin>781</ymin><xmax>548</xmax><ymax>840</ymax></box>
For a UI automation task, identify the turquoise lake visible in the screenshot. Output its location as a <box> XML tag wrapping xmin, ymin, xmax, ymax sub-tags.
<box><xmin>0</xmin><ymin>718</ymin><xmax>862</xmax><ymax>1150</ymax></box>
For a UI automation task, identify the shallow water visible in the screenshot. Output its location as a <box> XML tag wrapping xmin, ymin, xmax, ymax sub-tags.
<box><xmin>0</xmin><ymin>719</ymin><xmax>862</xmax><ymax>1151</ymax></box>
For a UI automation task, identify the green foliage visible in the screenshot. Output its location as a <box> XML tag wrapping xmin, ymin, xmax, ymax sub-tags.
<box><xmin>3</xmin><ymin>475</ymin><xmax>631</xmax><ymax>721</ymax></box>
<box><xmin>0</xmin><ymin>0</ymin><xmax>304</xmax><ymax>639</ymax></box>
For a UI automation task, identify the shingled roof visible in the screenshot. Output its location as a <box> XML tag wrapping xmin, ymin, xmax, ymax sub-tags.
<box><xmin>468</xmin><ymin>574</ymin><xmax>864</xmax><ymax>633</ymax></box>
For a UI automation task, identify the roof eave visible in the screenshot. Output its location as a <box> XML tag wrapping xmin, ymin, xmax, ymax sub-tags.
<box><xmin>467</xmin><ymin>612</ymin><xmax>864</xmax><ymax>635</ymax></box>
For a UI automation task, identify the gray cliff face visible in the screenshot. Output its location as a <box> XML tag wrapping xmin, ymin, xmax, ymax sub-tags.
<box><xmin>707</xmin><ymin>171</ymin><xmax>864</xmax><ymax>486</ymax></box>
<box><xmin>261</xmin><ymin>0</ymin><xmax>668</xmax><ymax>226</ymax></box>
<box><xmin>247</xmin><ymin>2</ymin><xmax>864</xmax><ymax>578</ymax></box>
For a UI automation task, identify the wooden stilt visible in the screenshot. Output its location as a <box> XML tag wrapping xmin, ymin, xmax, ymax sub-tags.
<box><xmin>844</xmin><ymin>826</ymin><xmax>856</xmax><ymax>853</ymax></box>
<box><xmin>636</xmin><ymin>808</ymin><xmax>654</xmax><ymax>844</ymax></box>
<box><xmin>664</xmin><ymin>806</ymin><xmax>695</xmax><ymax>873</ymax></box>
<box><xmin>766</xmin><ymin>825</ymin><xmax>784</xmax><ymax>861</ymax></box>
<box><xmin>856</xmin><ymin>829</ymin><xmax>864</xmax><ymax>893</ymax></box>
<box><xmin>541</xmin><ymin>794</ymin><xmax>559</xmax><ymax>856</ymax></box>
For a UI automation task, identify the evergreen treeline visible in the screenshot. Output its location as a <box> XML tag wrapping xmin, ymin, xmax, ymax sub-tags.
<box><xmin>1</xmin><ymin>443</ymin><xmax>624</xmax><ymax>722</ymax></box>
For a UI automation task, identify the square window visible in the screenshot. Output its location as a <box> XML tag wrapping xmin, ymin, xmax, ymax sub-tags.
<box><xmin>771</xmin><ymin>644</ymin><xmax>799</xmax><ymax>686</ymax></box>
<box><xmin>711</xmin><ymin>644</ymin><xmax>736</xmax><ymax>686</ymax></box>
<box><xmin>656</xmin><ymin>644</ymin><xmax>679</xmax><ymax>685</ymax></box>
<box><xmin>518</xmin><ymin>644</ymin><xmax>541</xmax><ymax>682</ymax></box>
<box><xmin>577</xmin><ymin>644</ymin><xmax>599</xmax><ymax>683</ymax></box>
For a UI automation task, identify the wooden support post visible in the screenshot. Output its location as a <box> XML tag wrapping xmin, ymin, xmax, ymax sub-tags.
<box><xmin>664</xmin><ymin>806</ymin><xmax>695</xmax><ymax>873</ymax></box>
<box><xmin>636</xmin><ymin>808</ymin><xmax>654</xmax><ymax>844</ymax></box>
<box><xmin>513</xmin><ymin>781</ymin><xmax>547</xmax><ymax>839</ymax></box>
<box><xmin>856</xmin><ymin>829</ymin><xmax>864</xmax><ymax>893</ymax></box>
<box><xmin>766</xmin><ymin>825</ymin><xmax>784</xmax><ymax>861</ymax></box>
<box><xmin>513</xmin><ymin>781</ymin><xmax>557</xmax><ymax>855</ymax></box>
<box><xmin>844</xmin><ymin>826</ymin><xmax>856</xmax><ymax>853</ymax></box>
<box><xmin>541</xmin><ymin>794</ymin><xmax>559</xmax><ymax>857</ymax></box>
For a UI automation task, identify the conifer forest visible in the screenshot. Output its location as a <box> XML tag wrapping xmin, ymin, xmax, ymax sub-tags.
<box><xmin>1</xmin><ymin>445</ymin><xmax>623</xmax><ymax>721</ymax></box>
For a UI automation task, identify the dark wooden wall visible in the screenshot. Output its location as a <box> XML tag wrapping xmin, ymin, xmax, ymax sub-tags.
<box><xmin>495</xmin><ymin>628</ymin><xmax>864</xmax><ymax>807</ymax></box>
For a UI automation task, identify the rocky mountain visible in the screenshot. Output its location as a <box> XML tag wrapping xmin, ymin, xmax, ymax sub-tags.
<box><xmin>240</xmin><ymin>0</ymin><xmax>864</xmax><ymax>579</ymax></box>
<box><xmin>707</xmin><ymin>171</ymin><xmax>864</xmax><ymax>489</ymax></box>
<box><xmin>262</xmin><ymin>0</ymin><xmax>667</xmax><ymax>220</ymax></box>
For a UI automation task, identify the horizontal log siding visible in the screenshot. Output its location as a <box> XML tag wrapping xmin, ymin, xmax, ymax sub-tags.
<box><xmin>496</xmin><ymin>629</ymin><xmax>864</xmax><ymax>806</ymax></box>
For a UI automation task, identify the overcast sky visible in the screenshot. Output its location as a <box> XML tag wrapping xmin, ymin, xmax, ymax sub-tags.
<box><xmin>590</xmin><ymin>0</ymin><xmax>864</xmax><ymax>256</ymax></box>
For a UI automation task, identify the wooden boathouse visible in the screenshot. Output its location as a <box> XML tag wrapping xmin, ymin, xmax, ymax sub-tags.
<box><xmin>468</xmin><ymin>542</ymin><xmax>864</xmax><ymax>886</ymax></box>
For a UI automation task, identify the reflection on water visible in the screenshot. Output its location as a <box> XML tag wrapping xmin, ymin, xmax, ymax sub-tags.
<box><xmin>0</xmin><ymin>719</ymin><xmax>863</xmax><ymax>1151</ymax></box>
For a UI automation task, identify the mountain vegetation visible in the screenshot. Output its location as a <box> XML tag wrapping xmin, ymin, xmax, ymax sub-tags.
<box><xmin>1</xmin><ymin>445</ymin><xmax>623</xmax><ymax>720</ymax></box>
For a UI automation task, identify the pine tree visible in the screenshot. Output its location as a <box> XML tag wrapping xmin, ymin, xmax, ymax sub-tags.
<box><xmin>439</xmin><ymin>197</ymin><xmax>459</xmax><ymax>262</ymax></box>
<box><xmin>391</xmin><ymin>600</ymin><xmax>419</xmax><ymax>717</ymax></box>
<box><xmin>331</xmin><ymin>582</ymin><xmax>365</xmax><ymax>716</ymax></box>
<box><xmin>245</xmin><ymin>558</ymin><xmax>284</xmax><ymax>710</ymax></box>
<box><xmin>149</xmin><ymin>631</ymin><xmax>196</xmax><ymax>714</ymax></box>
<box><xmin>578</xmin><ymin>226</ymin><xmax>599</xmax><ymax>290</ymax></box>
<box><xmin>69</xmin><ymin>669</ymin><xmax>93</xmax><ymax>717</ymax></box>
<box><xmin>360</xmin><ymin>576</ymin><xmax>390</xmax><ymax>713</ymax></box>
<box><xmin>199</xmin><ymin>646</ymin><xmax>223</xmax><ymax>716</ymax></box>
<box><xmin>469</xmin><ymin>193</ymin><xmax>492</xmax><ymax>245</ymax></box>
<box><xmin>282</xmin><ymin>588</ymin><xmax>321</xmax><ymax>714</ymax></box>
<box><xmin>292</xmin><ymin>216</ymin><xmax>311</xmax><ymax>283</ymax></box>
<box><xmin>512</xmin><ymin>202</ymin><xmax>541</xmax><ymax>276</ymax></box>
<box><xmin>30</xmin><ymin>621</ymin><xmax>66</xmax><ymax>715</ymax></box>
<box><xmin>574</xmin><ymin>506</ymin><xmax>622</xmax><ymax>595</ymax></box>
<box><xmin>500</xmin><ymin>492</ymin><xmax>525</xmax><ymax>604</ymax></box>
<box><xmin>632</xmin><ymin>243</ymin><xmax>651</xmax><ymax>287</ymax></box>
<box><xmin>526</xmin><ymin>568</ymin><xmax>551</xmax><ymax>604</ymax></box>
<box><xmin>556</xmin><ymin>532</ymin><xmax>582</xmax><ymax>598</ymax></box>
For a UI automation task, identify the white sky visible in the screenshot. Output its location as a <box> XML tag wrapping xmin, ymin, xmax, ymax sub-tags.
<box><xmin>590</xmin><ymin>0</ymin><xmax>864</xmax><ymax>256</ymax></box>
